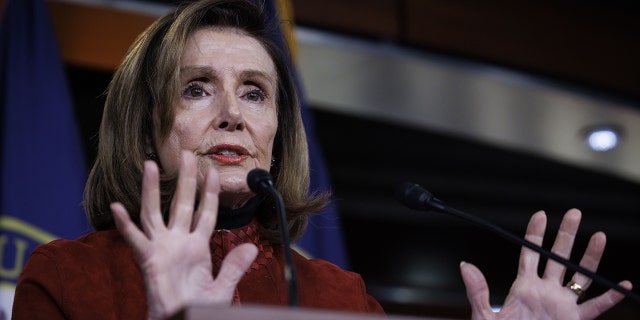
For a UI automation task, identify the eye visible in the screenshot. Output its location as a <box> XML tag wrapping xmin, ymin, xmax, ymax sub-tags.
<box><xmin>245</xmin><ymin>89</ymin><xmax>267</xmax><ymax>102</ymax></box>
<box><xmin>182</xmin><ymin>82</ymin><xmax>207</xmax><ymax>99</ymax></box>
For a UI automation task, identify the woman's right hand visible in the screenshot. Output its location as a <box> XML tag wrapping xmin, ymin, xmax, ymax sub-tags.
<box><xmin>111</xmin><ymin>151</ymin><xmax>258</xmax><ymax>320</ymax></box>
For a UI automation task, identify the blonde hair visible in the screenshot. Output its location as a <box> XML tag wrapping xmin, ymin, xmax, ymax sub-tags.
<box><xmin>84</xmin><ymin>0</ymin><xmax>329</xmax><ymax>242</ymax></box>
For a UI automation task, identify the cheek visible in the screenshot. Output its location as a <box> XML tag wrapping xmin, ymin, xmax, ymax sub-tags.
<box><xmin>258</xmin><ymin>118</ymin><xmax>278</xmax><ymax>152</ymax></box>
<box><xmin>158</xmin><ymin>118</ymin><xmax>201</xmax><ymax>173</ymax></box>
<box><xmin>157</xmin><ymin>132</ymin><xmax>183</xmax><ymax>174</ymax></box>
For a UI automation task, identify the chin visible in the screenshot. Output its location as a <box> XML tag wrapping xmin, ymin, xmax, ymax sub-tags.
<box><xmin>218</xmin><ymin>173</ymin><xmax>251</xmax><ymax>193</ymax></box>
<box><xmin>216</xmin><ymin>168</ymin><xmax>260</xmax><ymax>205</ymax></box>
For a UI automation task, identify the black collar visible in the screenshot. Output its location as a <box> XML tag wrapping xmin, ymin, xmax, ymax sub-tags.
<box><xmin>215</xmin><ymin>195</ymin><xmax>264</xmax><ymax>230</ymax></box>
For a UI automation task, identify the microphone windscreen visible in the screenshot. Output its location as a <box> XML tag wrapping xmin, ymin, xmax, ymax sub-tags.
<box><xmin>395</xmin><ymin>182</ymin><xmax>432</xmax><ymax>210</ymax></box>
<box><xmin>247</xmin><ymin>168</ymin><xmax>273</xmax><ymax>193</ymax></box>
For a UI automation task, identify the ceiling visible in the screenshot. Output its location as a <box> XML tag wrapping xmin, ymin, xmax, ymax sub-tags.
<box><xmin>45</xmin><ymin>0</ymin><xmax>640</xmax><ymax>318</ymax></box>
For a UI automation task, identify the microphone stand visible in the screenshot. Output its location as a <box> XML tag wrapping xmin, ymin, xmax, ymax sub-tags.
<box><xmin>264</xmin><ymin>185</ymin><xmax>298</xmax><ymax>307</ymax></box>
<box><xmin>397</xmin><ymin>182</ymin><xmax>640</xmax><ymax>304</ymax></box>
<box><xmin>247</xmin><ymin>169</ymin><xmax>298</xmax><ymax>307</ymax></box>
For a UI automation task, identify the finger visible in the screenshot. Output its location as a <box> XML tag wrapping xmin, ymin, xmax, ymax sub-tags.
<box><xmin>112</xmin><ymin>202</ymin><xmax>148</xmax><ymax>252</ymax></box>
<box><xmin>193</xmin><ymin>167</ymin><xmax>220</xmax><ymax>236</ymax></box>
<box><xmin>579</xmin><ymin>280</ymin><xmax>632</xmax><ymax>319</ymax></box>
<box><xmin>212</xmin><ymin>243</ymin><xmax>259</xmax><ymax>302</ymax></box>
<box><xmin>168</xmin><ymin>151</ymin><xmax>198</xmax><ymax>231</ymax></box>
<box><xmin>140</xmin><ymin>160</ymin><xmax>165</xmax><ymax>236</ymax></box>
<box><xmin>519</xmin><ymin>210</ymin><xmax>547</xmax><ymax>276</ymax></box>
<box><xmin>460</xmin><ymin>261</ymin><xmax>495</xmax><ymax>320</ymax></box>
<box><xmin>543</xmin><ymin>208</ymin><xmax>581</xmax><ymax>283</ymax></box>
<box><xmin>568</xmin><ymin>231</ymin><xmax>606</xmax><ymax>295</ymax></box>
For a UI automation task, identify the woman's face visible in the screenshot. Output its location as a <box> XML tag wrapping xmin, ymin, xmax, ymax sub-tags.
<box><xmin>156</xmin><ymin>27</ymin><xmax>278</xmax><ymax>209</ymax></box>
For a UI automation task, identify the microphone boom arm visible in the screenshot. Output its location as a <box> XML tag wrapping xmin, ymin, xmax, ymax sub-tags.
<box><xmin>397</xmin><ymin>182</ymin><xmax>640</xmax><ymax>304</ymax></box>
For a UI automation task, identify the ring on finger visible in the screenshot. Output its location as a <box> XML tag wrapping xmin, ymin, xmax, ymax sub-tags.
<box><xmin>566</xmin><ymin>280</ymin><xmax>585</xmax><ymax>298</ymax></box>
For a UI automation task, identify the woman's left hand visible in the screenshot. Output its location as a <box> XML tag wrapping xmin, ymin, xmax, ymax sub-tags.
<box><xmin>111</xmin><ymin>151</ymin><xmax>258</xmax><ymax>320</ymax></box>
<box><xmin>460</xmin><ymin>209</ymin><xmax>632</xmax><ymax>320</ymax></box>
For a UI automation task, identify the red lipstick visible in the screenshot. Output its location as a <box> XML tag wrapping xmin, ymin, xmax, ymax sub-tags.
<box><xmin>207</xmin><ymin>144</ymin><xmax>249</xmax><ymax>165</ymax></box>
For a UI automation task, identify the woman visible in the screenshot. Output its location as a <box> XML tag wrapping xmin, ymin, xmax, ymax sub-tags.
<box><xmin>12</xmin><ymin>0</ymin><xmax>631</xmax><ymax>319</ymax></box>
<box><xmin>13</xmin><ymin>0</ymin><xmax>382</xmax><ymax>318</ymax></box>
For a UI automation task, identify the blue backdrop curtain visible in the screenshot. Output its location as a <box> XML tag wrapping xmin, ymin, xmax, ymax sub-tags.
<box><xmin>0</xmin><ymin>0</ymin><xmax>89</xmax><ymax>317</ymax></box>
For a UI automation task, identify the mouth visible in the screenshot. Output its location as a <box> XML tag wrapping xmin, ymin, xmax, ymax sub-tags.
<box><xmin>207</xmin><ymin>144</ymin><xmax>250</xmax><ymax>165</ymax></box>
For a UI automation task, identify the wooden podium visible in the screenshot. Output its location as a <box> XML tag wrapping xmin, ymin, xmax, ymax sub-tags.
<box><xmin>172</xmin><ymin>304</ymin><xmax>448</xmax><ymax>320</ymax></box>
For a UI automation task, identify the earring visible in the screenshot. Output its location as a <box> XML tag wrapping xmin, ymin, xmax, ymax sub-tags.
<box><xmin>145</xmin><ymin>152</ymin><xmax>158</xmax><ymax>161</ymax></box>
<box><xmin>271</xmin><ymin>157</ymin><xmax>276</xmax><ymax>168</ymax></box>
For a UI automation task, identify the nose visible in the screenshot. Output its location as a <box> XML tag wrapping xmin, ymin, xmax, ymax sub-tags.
<box><xmin>215</xmin><ymin>92</ymin><xmax>245</xmax><ymax>131</ymax></box>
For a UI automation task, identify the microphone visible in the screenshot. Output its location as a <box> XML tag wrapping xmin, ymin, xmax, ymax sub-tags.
<box><xmin>247</xmin><ymin>168</ymin><xmax>298</xmax><ymax>307</ymax></box>
<box><xmin>247</xmin><ymin>168</ymin><xmax>276</xmax><ymax>193</ymax></box>
<box><xmin>396</xmin><ymin>182</ymin><xmax>640</xmax><ymax>304</ymax></box>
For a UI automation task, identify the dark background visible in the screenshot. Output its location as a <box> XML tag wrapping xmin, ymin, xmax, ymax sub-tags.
<box><xmin>60</xmin><ymin>0</ymin><xmax>640</xmax><ymax>319</ymax></box>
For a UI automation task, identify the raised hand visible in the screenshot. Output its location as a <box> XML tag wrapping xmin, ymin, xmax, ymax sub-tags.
<box><xmin>111</xmin><ymin>151</ymin><xmax>258</xmax><ymax>319</ymax></box>
<box><xmin>460</xmin><ymin>209</ymin><xmax>632</xmax><ymax>320</ymax></box>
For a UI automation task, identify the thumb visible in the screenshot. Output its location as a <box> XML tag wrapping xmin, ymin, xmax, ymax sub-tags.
<box><xmin>460</xmin><ymin>261</ymin><xmax>494</xmax><ymax>320</ymax></box>
<box><xmin>214</xmin><ymin>243</ymin><xmax>259</xmax><ymax>295</ymax></box>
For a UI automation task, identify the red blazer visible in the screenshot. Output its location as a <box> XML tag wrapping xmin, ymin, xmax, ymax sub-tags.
<box><xmin>12</xmin><ymin>220</ymin><xmax>384</xmax><ymax>319</ymax></box>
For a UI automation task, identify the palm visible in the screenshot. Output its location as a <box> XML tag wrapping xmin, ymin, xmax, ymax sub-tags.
<box><xmin>497</xmin><ymin>276</ymin><xmax>581</xmax><ymax>319</ymax></box>
<box><xmin>134</xmin><ymin>222</ymin><xmax>217</xmax><ymax>312</ymax></box>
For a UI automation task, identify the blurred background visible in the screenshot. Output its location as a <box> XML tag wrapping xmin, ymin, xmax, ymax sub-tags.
<box><xmin>5</xmin><ymin>0</ymin><xmax>640</xmax><ymax>318</ymax></box>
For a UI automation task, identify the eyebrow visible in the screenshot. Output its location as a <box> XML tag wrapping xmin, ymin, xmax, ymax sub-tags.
<box><xmin>241</xmin><ymin>69</ymin><xmax>275</xmax><ymax>84</ymax></box>
<box><xmin>180</xmin><ymin>65</ymin><xmax>215</xmax><ymax>78</ymax></box>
